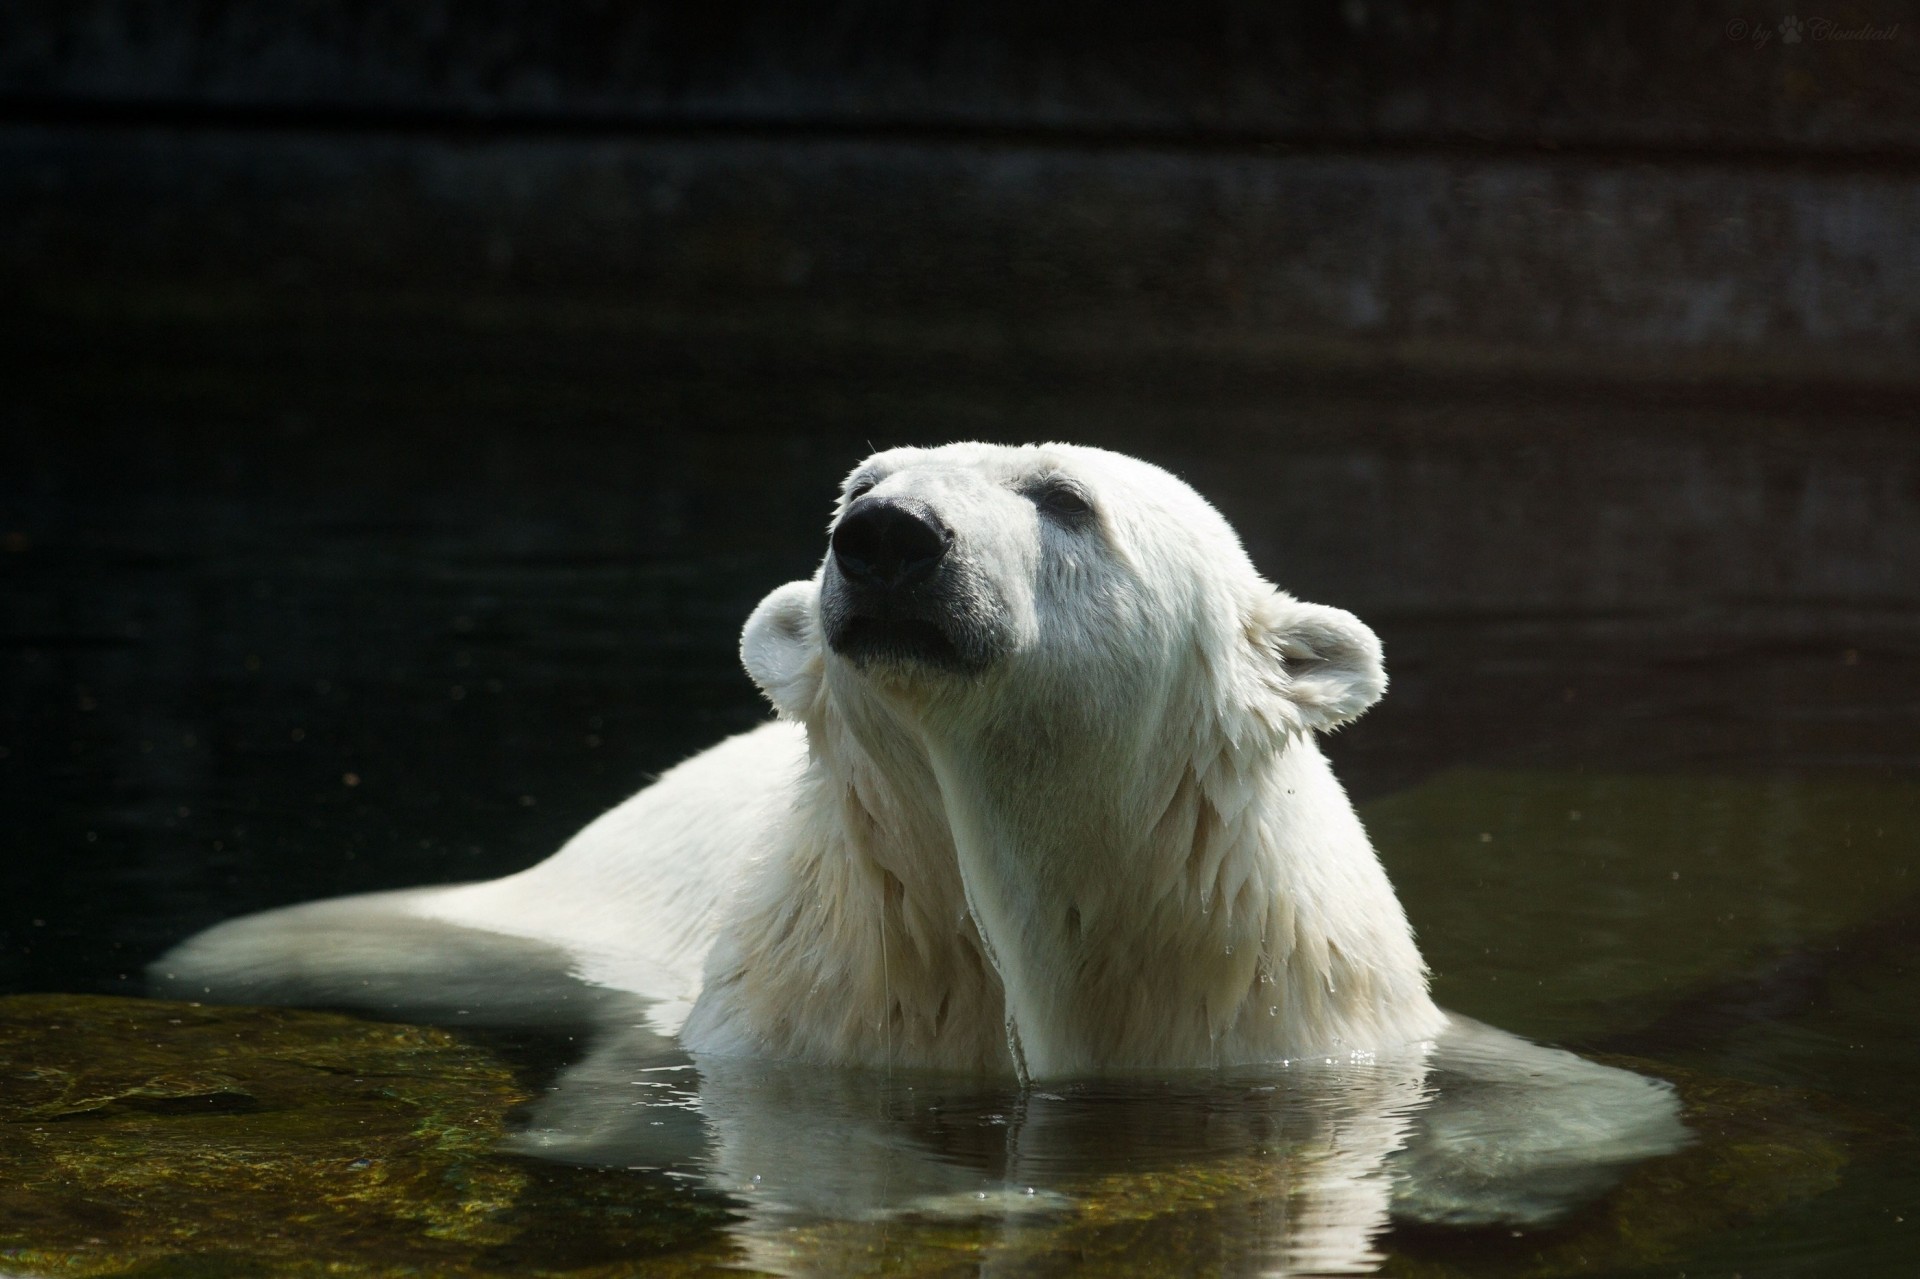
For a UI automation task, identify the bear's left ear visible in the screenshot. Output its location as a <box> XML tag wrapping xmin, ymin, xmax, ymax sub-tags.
<box><xmin>741</xmin><ymin>580</ymin><xmax>824</xmax><ymax>721</ymax></box>
<box><xmin>1247</xmin><ymin>591</ymin><xmax>1387</xmax><ymax>733</ymax></box>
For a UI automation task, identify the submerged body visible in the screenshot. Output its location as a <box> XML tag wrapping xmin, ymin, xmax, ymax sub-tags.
<box><xmin>154</xmin><ymin>443</ymin><xmax>1686</xmax><ymax>1237</ymax></box>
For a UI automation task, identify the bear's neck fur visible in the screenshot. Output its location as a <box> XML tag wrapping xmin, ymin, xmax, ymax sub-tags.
<box><xmin>687</xmin><ymin>702</ymin><xmax>1018</xmax><ymax>1073</ymax></box>
<box><xmin>921</xmin><ymin>699</ymin><xmax>1444</xmax><ymax>1078</ymax></box>
<box><xmin>691</xmin><ymin>680</ymin><xmax>1444</xmax><ymax>1078</ymax></box>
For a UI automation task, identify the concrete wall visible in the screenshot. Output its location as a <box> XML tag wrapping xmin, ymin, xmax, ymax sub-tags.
<box><xmin>5</xmin><ymin>2</ymin><xmax>1917</xmax><ymax>152</ymax></box>
<box><xmin>4</xmin><ymin>1</ymin><xmax>1918</xmax><ymax>389</ymax></box>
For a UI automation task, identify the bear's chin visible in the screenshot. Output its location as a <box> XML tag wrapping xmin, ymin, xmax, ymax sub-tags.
<box><xmin>827</xmin><ymin>615</ymin><xmax>982</xmax><ymax>675</ymax></box>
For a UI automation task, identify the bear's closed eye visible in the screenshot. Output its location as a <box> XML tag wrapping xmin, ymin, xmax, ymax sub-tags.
<box><xmin>1031</xmin><ymin>479</ymin><xmax>1095</xmax><ymax>523</ymax></box>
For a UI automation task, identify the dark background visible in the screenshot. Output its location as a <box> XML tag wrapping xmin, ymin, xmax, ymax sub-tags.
<box><xmin>2</xmin><ymin>1</ymin><xmax>1917</xmax><ymax>996</ymax></box>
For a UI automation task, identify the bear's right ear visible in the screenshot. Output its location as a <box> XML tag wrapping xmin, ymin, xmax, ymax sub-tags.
<box><xmin>741</xmin><ymin>580</ymin><xmax>824</xmax><ymax>721</ymax></box>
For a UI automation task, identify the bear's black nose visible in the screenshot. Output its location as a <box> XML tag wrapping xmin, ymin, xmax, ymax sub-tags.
<box><xmin>832</xmin><ymin>498</ymin><xmax>951</xmax><ymax>590</ymax></box>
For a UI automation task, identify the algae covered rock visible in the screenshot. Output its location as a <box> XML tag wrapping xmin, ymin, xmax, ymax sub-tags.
<box><xmin>0</xmin><ymin>994</ymin><xmax>737</xmax><ymax>1277</ymax></box>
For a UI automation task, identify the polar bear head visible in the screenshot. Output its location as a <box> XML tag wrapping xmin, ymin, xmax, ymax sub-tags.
<box><xmin>742</xmin><ymin>442</ymin><xmax>1384</xmax><ymax>756</ymax></box>
<box><xmin>737</xmin><ymin>443</ymin><xmax>1417</xmax><ymax>1076</ymax></box>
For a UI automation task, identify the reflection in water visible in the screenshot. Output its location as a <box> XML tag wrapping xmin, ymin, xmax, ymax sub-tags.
<box><xmin>522</xmin><ymin>1030</ymin><xmax>1426</xmax><ymax>1273</ymax></box>
<box><xmin>512</xmin><ymin>1004</ymin><xmax>1682</xmax><ymax>1276</ymax></box>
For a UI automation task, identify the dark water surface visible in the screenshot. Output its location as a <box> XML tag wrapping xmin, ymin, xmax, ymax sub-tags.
<box><xmin>2</xmin><ymin>306</ymin><xmax>1917</xmax><ymax>1274</ymax></box>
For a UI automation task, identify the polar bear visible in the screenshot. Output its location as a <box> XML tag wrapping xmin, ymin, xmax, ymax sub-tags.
<box><xmin>154</xmin><ymin>442</ymin><xmax>1685</xmax><ymax>1241</ymax></box>
<box><xmin>158</xmin><ymin>442</ymin><xmax>1442</xmax><ymax>1076</ymax></box>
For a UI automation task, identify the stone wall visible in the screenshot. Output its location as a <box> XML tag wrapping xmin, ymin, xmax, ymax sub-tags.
<box><xmin>4</xmin><ymin>1</ymin><xmax>1917</xmax><ymax>388</ymax></box>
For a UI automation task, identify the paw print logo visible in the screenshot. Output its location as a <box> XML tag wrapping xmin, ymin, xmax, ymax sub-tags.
<box><xmin>1779</xmin><ymin>15</ymin><xmax>1805</xmax><ymax>42</ymax></box>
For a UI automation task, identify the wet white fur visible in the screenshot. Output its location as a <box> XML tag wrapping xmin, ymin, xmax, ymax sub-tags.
<box><xmin>423</xmin><ymin>443</ymin><xmax>1438</xmax><ymax>1076</ymax></box>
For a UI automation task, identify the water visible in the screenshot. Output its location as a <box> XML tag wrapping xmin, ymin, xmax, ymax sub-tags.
<box><xmin>2</xmin><ymin>303</ymin><xmax>1917</xmax><ymax>1274</ymax></box>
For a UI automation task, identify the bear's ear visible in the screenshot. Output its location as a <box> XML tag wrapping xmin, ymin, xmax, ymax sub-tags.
<box><xmin>1247</xmin><ymin>591</ymin><xmax>1386</xmax><ymax>733</ymax></box>
<box><xmin>741</xmin><ymin>580</ymin><xmax>824</xmax><ymax>721</ymax></box>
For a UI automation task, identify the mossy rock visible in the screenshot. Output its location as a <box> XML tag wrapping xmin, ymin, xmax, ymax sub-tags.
<box><xmin>0</xmin><ymin>995</ymin><xmax>740</xmax><ymax>1277</ymax></box>
<box><xmin>0</xmin><ymin>997</ymin><xmax>1873</xmax><ymax>1277</ymax></box>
